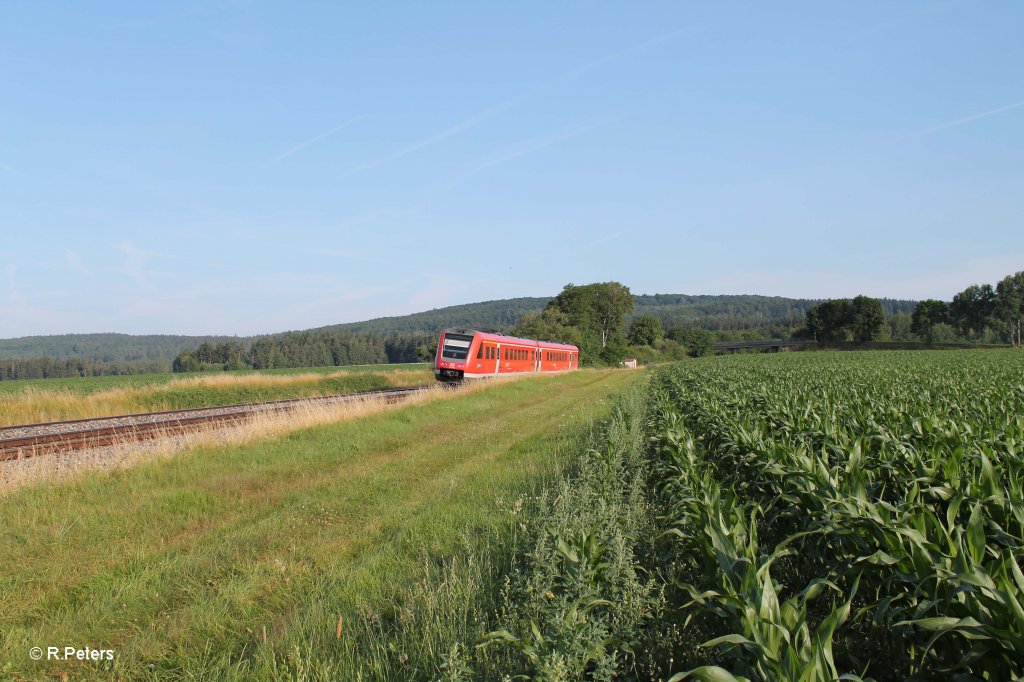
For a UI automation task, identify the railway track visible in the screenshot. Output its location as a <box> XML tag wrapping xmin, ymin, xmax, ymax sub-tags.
<box><xmin>0</xmin><ymin>386</ymin><xmax>435</xmax><ymax>462</ymax></box>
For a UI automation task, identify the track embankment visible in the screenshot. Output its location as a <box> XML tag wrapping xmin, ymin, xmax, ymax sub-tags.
<box><xmin>0</xmin><ymin>387</ymin><xmax>434</xmax><ymax>462</ymax></box>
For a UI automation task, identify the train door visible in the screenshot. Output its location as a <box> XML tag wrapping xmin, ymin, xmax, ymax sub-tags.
<box><xmin>489</xmin><ymin>342</ymin><xmax>499</xmax><ymax>374</ymax></box>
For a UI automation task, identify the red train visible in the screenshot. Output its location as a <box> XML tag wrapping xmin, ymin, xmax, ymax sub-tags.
<box><xmin>434</xmin><ymin>328</ymin><xmax>579</xmax><ymax>382</ymax></box>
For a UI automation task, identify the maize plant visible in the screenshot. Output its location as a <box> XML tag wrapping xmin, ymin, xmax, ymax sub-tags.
<box><xmin>651</xmin><ymin>351</ymin><xmax>1024</xmax><ymax>680</ymax></box>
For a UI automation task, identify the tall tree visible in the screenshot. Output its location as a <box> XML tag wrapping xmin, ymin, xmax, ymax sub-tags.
<box><xmin>911</xmin><ymin>299</ymin><xmax>950</xmax><ymax>345</ymax></box>
<box><xmin>549</xmin><ymin>282</ymin><xmax>634</xmax><ymax>362</ymax></box>
<box><xmin>849</xmin><ymin>296</ymin><xmax>885</xmax><ymax>342</ymax></box>
<box><xmin>950</xmin><ymin>284</ymin><xmax>996</xmax><ymax>337</ymax></box>
<box><xmin>995</xmin><ymin>271</ymin><xmax>1024</xmax><ymax>346</ymax></box>
<box><xmin>805</xmin><ymin>299</ymin><xmax>851</xmax><ymax>344</ymax></box>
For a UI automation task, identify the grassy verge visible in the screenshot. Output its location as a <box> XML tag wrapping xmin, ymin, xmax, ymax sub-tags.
<box><xmin>470</xmin><ymin>377</ymin><xmax>657</xmax><ymax>680</ymax></box>
<box><xmin>0</xmin><ymin>368</ymin><xmax>640</xmax><ymax>680</ymax></box>
<box><xmin>0</xmin><ymin>366</ymin><xmax>432</xmax><ymax>426</ymax></box>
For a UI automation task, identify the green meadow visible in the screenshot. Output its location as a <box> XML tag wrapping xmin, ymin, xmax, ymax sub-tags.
<box><xmin>0</xmin><ymin>369</ymin><xmax>640</xmax><ymax>680</ymax></box>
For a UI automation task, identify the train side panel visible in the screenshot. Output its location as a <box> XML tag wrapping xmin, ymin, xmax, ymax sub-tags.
<box><xmin>435</xmin><ymin>328</ymin><xmax>578</xmax><ymax>382</ymax></box>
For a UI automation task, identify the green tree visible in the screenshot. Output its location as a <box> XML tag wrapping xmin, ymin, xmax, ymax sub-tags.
<box><xmin>511</xmin><ymin>307</ymin><xmax>580</xmax><ymax>347</ymax></box>
<box><xmin>416</xmin><ymin>338</ymin><xmax>438</xmax><ymax>363</ymax></box>
<box><xmin>849</xmin><ymin>295</ymin><xmax>885</xmax><ymax>342</ymax></box>
<box><xmin>804</xmin><ymin>300</ymin><xmax>851</xmax><ymax>344</ymax></box>
<box><xmin>911</xmin><ymin>299</ymin><xmax>950</xmax><ymax>345</ymax></box>
<box><xmin>670</xmin><ymin>327</ymin><xmax>716</xmax><ymax>357</ymax></box>
<box><xmin>995</xmin><ymin>272</ymin><xmax>1024</xmax><ymax>346</ymax></box>
<box><xmin>548</xmin><ymin>282</ymin><xmax>634</xmax><ymax>363</ymax></box>
<box><xmin>627</xmin><ymin>315</ymin><xmax>663</xmax><ymax>346</ymax></box>
<box><xmin>950</xmin><ymin>284</ymin><xmax>995</xmax><ymax>337</ymax></box>
<box><xmin>888</xmin><ymin>312</ymin><xmax>914</xmax><ymax>341</ymax></box>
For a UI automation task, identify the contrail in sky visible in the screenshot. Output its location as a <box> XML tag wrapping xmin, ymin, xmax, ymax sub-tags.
<box><xmin>554</xmin><ymin>28</ymin><xmax>687</xmax><ymax>83</ymax></box>
<box><xmin>341</xmin><ymin>27</ymin><xmax>685</xmax><ymax>178</ymax></box>
<box><xmin>910</xmin><ymin>99</ymin><xmax>1024</xmax><ymax>136</ymax></box>
<box><xmin>264</xmin><ymin>115</ymin><xmax>363</xmax><ymax>167</ymax></box>
<box><xmin>340</xmin><ymin>100</ymin><xmax>517</xmax><ymax>178</ymax></box>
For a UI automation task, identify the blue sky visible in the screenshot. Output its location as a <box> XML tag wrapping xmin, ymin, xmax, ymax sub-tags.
<box><xmin>2</xmin><ymin>1</ymin><xmax>1022</xmax><ymax>337</ymax></box>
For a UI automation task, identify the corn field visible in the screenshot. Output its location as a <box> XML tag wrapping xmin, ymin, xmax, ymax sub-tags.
<box><xmin>651</xmin><ymin>351</ymin><xmax>1024</xmax><ymax>681</ymax></box>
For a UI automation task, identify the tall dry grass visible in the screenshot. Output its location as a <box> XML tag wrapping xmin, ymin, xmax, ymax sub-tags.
<box><xmin>0</xmin><ymin>368</ymin><xmax>432</xmax><ymax>426</ymax></box>
<box><xmin>0</xmin><ymin>376</ymin><xmax>513</xmax><ymax>493</ymax></box>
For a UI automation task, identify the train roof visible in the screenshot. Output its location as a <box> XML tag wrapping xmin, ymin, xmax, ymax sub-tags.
<box><xmin>442</xmin><ymin>328</ymin><xmax>578</xmax><ymax>351</ymax></box>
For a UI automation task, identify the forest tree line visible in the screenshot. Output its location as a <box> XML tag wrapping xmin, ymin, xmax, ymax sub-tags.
<box><xmin>0</xmin><ymin>357</ymin><xmax>168</xmax><ymax>381</ymax></box>
<box><xmin>801</xmin><ymin>271</ymin><xmax>1024</xmax><ymax>346</ymax></box>
<box><xmin>170</xmin><ymin>332</ymin><xmax>433</xmax><ymax>373</ymax></box>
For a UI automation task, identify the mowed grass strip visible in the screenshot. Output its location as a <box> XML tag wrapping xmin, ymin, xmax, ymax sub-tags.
<box><xmin>0</xmin><ymin>369</ymin><xmax>638</xmax><ymax>680</ymax></box>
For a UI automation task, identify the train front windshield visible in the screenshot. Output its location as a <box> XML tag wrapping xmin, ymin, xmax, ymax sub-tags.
<box><xmin>440</xmin><ymin>333</ymin><xmax>474</xmax><ymax>360</ymax></box>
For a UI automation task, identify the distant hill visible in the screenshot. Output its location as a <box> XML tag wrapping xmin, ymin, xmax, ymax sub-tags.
<box><xmin>0</xmin><ymin>333</ymin><xmax>240</xmax><ymax>363</ymax></box>
<box><xmin>632</xmin><ymin>295</ymin><xmax>916</xmax><ymax>331</ymax></box>
<box><xmin>308</xmin><ymin>297</ymin><xmax>552</xmax><ymax>335</ymax></box>
<box><xmin>0</xmin><ymin>294</ymin><xmax>918</xmax><ymax>366</ymax></box>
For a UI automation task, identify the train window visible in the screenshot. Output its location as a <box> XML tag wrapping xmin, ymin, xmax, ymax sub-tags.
<box><xmin>441</xmin><ymin>333</ymin><xmax>473</xmax><ymax>360</ymax></box>
<box><xmin>477</xmin><ymin>346</ymin><xmax>483</xmax><ymax>359</ymax></box>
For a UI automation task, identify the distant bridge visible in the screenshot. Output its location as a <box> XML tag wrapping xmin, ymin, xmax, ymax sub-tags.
<box><xmin>713</xmin><ymin>340</ymin><xmax>813</xmax><ymax>353</ymax></box>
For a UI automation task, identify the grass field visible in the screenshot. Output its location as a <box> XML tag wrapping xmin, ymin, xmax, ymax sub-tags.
<box><xmin>0</xmin><ymin>364</ymin><xmax>430</xmax><ymax>397</ymax></box>
<box><xmin>0</xmin><ymin>364</ymin><xmax>433</xmax><ymax>426</ymax></box>
<box><xmin>0</xmin><ymin>368</ymin><xmax>640</xmax><ymax>680</ymax></box>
